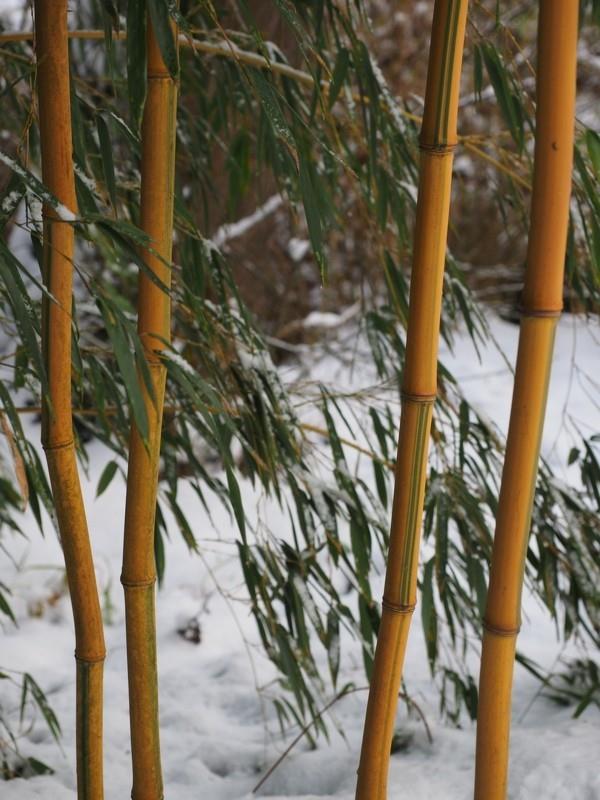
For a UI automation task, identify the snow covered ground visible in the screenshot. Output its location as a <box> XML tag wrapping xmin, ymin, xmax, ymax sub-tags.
<box><xmin>1</xmin><ymin>314</ymin><xmax>599</xmax><ymax>799</ymax></box>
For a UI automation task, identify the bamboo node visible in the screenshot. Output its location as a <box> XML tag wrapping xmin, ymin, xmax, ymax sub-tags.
<box><xmin>120</xmin><ymin>575</ymin><xmax>157</xmax><ymax>588</ymax></box>
<box><xmin>401</xmin><ymin>390</ymin><xmax>436</xmax><ymax>404</ymax></box>
<box><xmin>148</xmin><ymin>71</ymin><xmax>175</xmax><ymax>80</ymax></box>
<box><xmin>381</xmin><ymin>596</ymin><xmax>416</xmax><ymax>615</ymax></box>
<box><xmin>418</xmin><ymin>139</ymin><xmax>457</xmax><ymax>155</ymax></box>
<box><xmin>482</xmin><ymin>619</ymin><xmax>521</xmax><ymax>637</ymax></box>
<box><xmin>518</xmin><ymin>306</ymin><xmax>562</xmax><ymax>319</ymax></box>
<box><xmin>42</xmin><ymin>438</ymin><xmax>75</xmax><ymax>452</ymax></box>
<box><xmin>74</xmin><ymin>650</ymin><xmax>106</xmax><ymax>663</ymax></box>
<box><xmin>131</xmin><ymin>794</ymin><xmax>164</xmax><ymax>800</ymax></box>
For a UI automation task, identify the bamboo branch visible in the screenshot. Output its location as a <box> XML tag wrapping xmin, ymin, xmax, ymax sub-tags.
<box><xmin>252</xmin><ymin>686</ymin><xmax>367</xmax><ymax>794</ymax></box>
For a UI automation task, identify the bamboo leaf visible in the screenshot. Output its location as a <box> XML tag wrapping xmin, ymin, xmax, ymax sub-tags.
<box><xmin>298</xmin><ymin>156</ymin><xmax>326</xmax><ymax>277</ymax></box>
<box><xmin>0</xmin><ymin>151</ymin><xmax>76</xmax><ymax>220</ymax></box>
<box><xmin>167</xmin><ymin>492</ymin><xmax>199</xmax><ymax>552</ymax></box>
<box><xmin>147</xmin><ymin>0</ymin><xmax>179</xmax><ymax>78</ymax></box>
<box><xmin>473</xmin><ymin>44</ymin><xmax>483</xmax><ymax>101</ymax></box>
<box><xmin>480</xmin><ymin>43</ymin><xmax>524</xmax><ymax>151</ymax></box>
<box><xmin>154</xmin><ymin>506</ymin><xmax>166</xmax><ymax>586</ymax></box>
<box><xmin>326</xmin><ymin>607</ymin><xmax>340</xmax><ymax>686</ymax></box>
<box><xmin>96</xmin><ymin>460</ymin><xmax>118</xmax><ymax>497</ymax></box>
<box><xmin>0</xmin><ymin>241</ymin><xmax>46</xmax><ymax>392</ymax></box>
<box><xmin>328</xmin><ymin>48</ymin><xmax>350</xmax><ymax>109</ymax></box>
<box><xmin>21</xmin><ymin>673</ymin><xmax>61</xmax><ymax>743</ymax></box>
<box><xmin>0</xmin><ymin>584</ymin><xmax>16</xmax><ymax>625</ymax></box>
<box><xmin>26</xmin><ymin>758</ymin><xmax>54</xmax><ymax>776</ymax></box>
<box><xmin>226</xmin><ymin>464</ymin><xmax>246</xmax><ymax>541</ymax></box>
<box><xmin>99</xmin><ymin>300</ymin><xmax>149</xmax><ymax>440</ymax></box>
<box><xmin>127</xmin><ymin>0</ymin><xmax>147</xmax><ymax>132</ymax></box>
<box><xmin>96</xmin><ymin>114</ymin><xmax>118</xmax><ymax>210</ymax></box>
<box><xmin>421</xmin><ymin>558</ymin><xmax>438</xmax><ymax>669</ymax></box>
<box><xmin>251</xmin><ymin>70</ymin><xmax>296</xmax><ymax>151</ymax></box>
<box><xmin>586</xmin><ymin>129</ymin><xmax>600</xmax><ymax>178</ymax></box>
<box><xmin>0</xmin><ymin>411</ymin><xmax>28</xmax><ymax>509</ymax></box>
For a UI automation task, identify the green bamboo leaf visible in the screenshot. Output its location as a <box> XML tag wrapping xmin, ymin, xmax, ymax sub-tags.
<box><xmin>326</xmin><ymin>608</ymin><xmax>340</xmax><ymax>686</ymax></box>
<box><xmin>0</xmin><ymin>151</ymin><xmax>75</xmax><ymax>220</ymax></box>
<box><xmin>226</xmin><ymin>464</ymin><xmax>246</xmax><ymax>541</ymax></box>
<box><xmin>574</xmin><ymin>147</ymin><xmax>600</xmax><ymax>215</ymax></box>
<box><xmin>96</xmin><ymin>460</ymin><xmax>118</xmax><ymax>497</ymax></box>
<box><xmin>275</xmin><ymin>623</ymin><xmax>307</xmax><ymax>716</ymax></box>
<box><xmin>99</xmin><ymin>301</ymin><xmax>149</xmax><ymax>440</ymax></box>
<box><xmin>100</xmin><ymin>0</ymin><xmax>119</xmax><ymax>28</ymax></box>
<box><xmin>299</xmin><ymin>157</ymin><xmax>325</xmax><ymax>276</ymax></box>
<box><xmin>369</xmin><ymin>407</ymin><xmax>391</xmax><ymax>461</ymax></box>
<box><xmin>167</xmin><ymin>492</ymin><xmax>199</xmax><ymax>552</ymax></box>
<box><xmin>328</xmin><ymin>48</ymin><xmax>350</xmax><ymax>109</ymax></box>
<box><xmin>421</xmin><ymin>557</ymin><xmax>438</xmax><ymax>669</ymax></box>
<box><xmin>154</xmin><ymin>506</ymin><xmax>166</xmax><ymax>586</ymax></box>
<box><xmin>372</xmin><ymin>459</ymin><xmax>388</xmax><ymax>507</ymax></box>
<box><xmin>147</xmin><ymin>0</ymin><xmax>179</xmax><ymax>78</ymax></box>
<box><xmin>590</xmin><ymin>215</ymin><xmax>600</xmax><ymax>275</ymax></box>
<box><xmin>480</xmin><ymin>43</ymin><xmax>524</xmax><ymax>151</ymax></box>
<box><xmin>358</xmin><ymin>594</ymin><xmax>375</xmax><ymax>678</ymax></box>
<box><xmin>251</xmin><ymin>71</ymin><xmax>296</xmax><ymax>150</ymax></box>
<box><xmin>586</xmin><ymin>129</ymin><xmax>600</xmax><ymax>178</ymax></box>
<box><xmin>0</xmin><ymin>585</ymin><xmax>16</xmax><ymax>625</ymax></box>
<box><xmin>96</xmin><ymin>114</ymin><xmax>117</xmax><ymax>210</ymax></box>
<box><xmin>467</xmin><ymin>558</ymin><xmax>487</xmax><ymax>618</ymax></box>
<box><xmin>473</xmin><ymin>44</ymin><xmax>483</xmax><ymax>101</ymax></box>
<box><xmin>22</xmin><ymin>673</ymin><xmax>61</xmax><ymax>743</ymax></box>
<box><xmin>70</xmin><ymin>87</ymin><xmax>87</xmax><ymax>167</ymax></box>
<box><xmin>26</xmin><ymin>758</ymin><xmax>54</xmax><ymax>776</ymax></box>
<box><xmin>0</xmin><ymin>241</ymin><xmax>46</xmax><ymax>392</ymax></box>
<box><xmin>127</xmin><ymin>0</ymin><xmax>147</xmax><ymax>132</ymax></box>
<box><xmin>109</xmin><ymin>110</ymin><xmax>140</xmax><ymax>145</ymax></box>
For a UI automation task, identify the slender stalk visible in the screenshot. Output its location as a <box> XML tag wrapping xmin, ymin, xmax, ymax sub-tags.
<box><xmin>473</xmin><ymin>4</ymin><xmax>578</xmax><ymax>798</ymax></box>
<box><xmin>34</xmin><ymin>2</ymin><xmax>105</xmax><ymax>797</ymax></box>
<box><xmin>120</xmin><ymin>18</ymin><xmax>178</xmax><ymax>800</ymax></box>
<box><xmin>355</xmin><ymin>2</ymin><xmax>469</xmax><ymax>797</ymax></box>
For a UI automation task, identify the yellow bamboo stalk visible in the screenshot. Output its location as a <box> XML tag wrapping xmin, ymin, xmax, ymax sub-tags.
<box><xmin>473</xmin><ymin>3</ymin><xmax>579</xmax><ymax>798</ymax></box>
<box><xmin>34</xmin><ymin>2</ymin><xmax>106</xmax><ymax>797</ymax></box>
<box><xmin>120</xmin><ymin>17</ymin><xmax>178</xmax><ymax>800</ymax></box>
<box><xmin>355</xmin><ymin>2</ymin><xmax>469</xmax><ymax>797</ymax></box>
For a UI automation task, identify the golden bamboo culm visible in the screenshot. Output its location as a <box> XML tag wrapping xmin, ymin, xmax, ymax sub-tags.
<box><xmin>120</xmin><ymin>16</ymin><xmax>178</xmax><ymax>800</ymax></box>
<box><xmin>473</xmin><ymin>3</ymin><xmax>579</xmax><ymax>798</ymax></box>
<box><xmin>35</xmin><ymin>1</ymin><xmax>106</xmax><ymax>798</ymax></box>
<box><xmin>355</xmin><ymin>2</ymin><xmax>469</xmax><ymax>797</ymax></box>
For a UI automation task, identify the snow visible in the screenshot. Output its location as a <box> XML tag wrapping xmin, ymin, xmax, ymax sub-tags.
<box><xmin>213</xmin><ymin>195</ymin><xmax>283</xmax><ymax>250</ymax></box>
<box><xmin>302</xmin><ymin>303</ymin><xmax>360</xmax><ymax>330</ymax></box>
<box><xmin>288</xmin><ymin>238</ymin><xmax>310</xmax><ymax>263</ymax></box>
<box><xmin>1</xmin><ymin>314</ymin><xmax>599</xmax><ymax>799</ymax></box>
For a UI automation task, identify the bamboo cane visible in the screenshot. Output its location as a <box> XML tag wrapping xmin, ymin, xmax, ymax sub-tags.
<box><xmin>120</xmin><ymin>17</ymin><xmax>178</xmax><ymax>800</ymax></box>
<box><xmin>473</xmin><ymin>4</ymin><xmax>578</xmax><ymax>798</ymax></box>
<box><xmin>34</xmin><ymin>2</ymin><xmax>106</xmax><ymax>797</ymax></box>
<box><xmin>355</xmin><ymin>2</ymin><xmax>469</xmax><ymax>797</ymax></box>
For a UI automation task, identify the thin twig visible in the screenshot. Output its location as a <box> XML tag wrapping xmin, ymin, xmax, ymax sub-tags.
<box><xmin>251</xmin><ymin>686</ymin><xmax>366</xmax><ymax>794</ymax></box>
<box><xmin>251</xmin><ymin>685</ymin><xmax>432</xmax><ymax>794</ymax></box>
